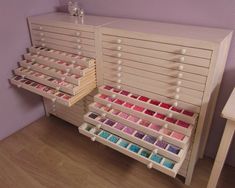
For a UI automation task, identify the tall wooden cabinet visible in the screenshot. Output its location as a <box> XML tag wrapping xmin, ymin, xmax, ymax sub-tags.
<box><xmin>10</xmin><ymin>13</ymin><xmax>232</xmax><ymax>185</ymax></box>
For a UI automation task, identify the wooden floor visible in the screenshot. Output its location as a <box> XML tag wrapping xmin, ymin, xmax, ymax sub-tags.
<box><xmin>0</xmin><ymin>116</ymin><xmax>235</xmax><ymax>188</ymax></box>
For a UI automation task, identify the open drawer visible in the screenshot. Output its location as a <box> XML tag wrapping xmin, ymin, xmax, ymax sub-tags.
<box><xmin>10</xmin><ymin>76</ymin><xmax>96</xmax><ymax>106</ymax></box>
<box><xmin>79</xmin><ymin>122</ymin><xmax>188</xmax><ymax>178</ymax></box>
<box><xmin>20</xmin><ymin>60</ymin><xmax>95</xmax><ymax>86</ymax></box>
<box><xmin>14</xmin><ymin>67</ymin><xmax>96</xmax><ymax>95</ymax></box>
<box><xmin>29</xmin><ymin>46</ymin><xmax>95</xmax><ymax>68</ymax></box>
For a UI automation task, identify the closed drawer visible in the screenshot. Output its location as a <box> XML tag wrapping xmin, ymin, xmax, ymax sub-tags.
<box><xmin>103</xmin><ymin>53</ymin><xmax>209</xmax><ymax>77</ymax></box>
<box><xmin>102</xmin><ymin>35</ymin><xmax>212</xmax><ymax>59</ymax></box>
<box><xmin>33</xmin><ymin>36</ymin><xmax>95</xmax><ymax>52</ymax></box>
<box><xmin>31</xmin><ymin>24</ymin><xmax>95</xmax><ymax>39</ymax></box>
<box><xmin>103</xmin><ymin>56</ymin><xmax>207</xmax><ymax>84</ymax></box>
<box><xmin>10</xmin><ymin>76</ymin><xmax>96</xmax><ymax>107</ymax></box>
<box><xmin>79</xmin><ymin>123</ymin><xmax>189</xmax><ymax>178</ymax></box>
<box><xmin>103</xmin><ymin>42</ymin><xmax>210</xmax><ymax>68</ymax></box>
<box><xmin>34</xmin><ymin>41</ymin><xmax>96</xmax><ymax>59</ymax></box>
<box><xmin>31</xmin><ymin>30</ymin><xmax>95</xmax><ymax>46</ymax></box>
<box><xmin>103</xmin><ymin>62</ymin><xmax>205</xmax><ymax>92</ymax></box>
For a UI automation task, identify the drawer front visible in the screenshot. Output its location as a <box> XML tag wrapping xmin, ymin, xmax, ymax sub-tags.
<box><xmin>103</xmin><ymin>62</ymin><xmax>205</xmax><ymax>91</ymax></box>
<box><xmin>103</xmin><ymin>53</ymin><xmax>209</xmax><ymax>77</ymax></box>
<box><xmin>33</xmin><ymin>36</ymin><xmax>95</xmax><ymax>52</ymax></box>
<box><xmin>32</xmin><ymin>30</ymin><xmax>95</xmax><ymax>46</ymax></box>
<box><xmin>102</xmin><ymin>35</ymin><xmax>212</xmax><ymax>59</ymax></box>
<box><xmin>103</xmin><ymin>42</ymin><xmax>210</xmax><ymax>68</ymax></box>
<box><xmin>79</xmin><ymin>122</ymin><xmax>188</xmax><ymax>177</ymax></box>
<box><xmin>34</xmin><ymin>41</ymin><xmax>96</xmax><ymax>59</ymax></box>
<box><xmin>31</xmin><ymin>24</ymin><xmax>95</xmax><ymax>39</ymax></box>
<box><xmin>10</xmin><ymin>76</ymin><xmax>95</xmax><ymax>107</ymax></box>
<box><xmin>103</xmin><ymin>56</ymin><xmax>207</xmax><ymax>84</ymax></box>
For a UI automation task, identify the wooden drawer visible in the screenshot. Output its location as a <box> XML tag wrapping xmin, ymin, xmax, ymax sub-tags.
<box><xmin>31</xmin><ymin>24</ymin><xmax>95</xmax><ymax>39</ymax></box>
<box><xmin>98</xmin><ymin>85</ymin><xmax>198</xmax><ymax>125</ymax></box>
<box><xmin>31</xmin><ymin>30</ymin><xmax>95</xmax><ymax>46</ymax></box>
<box><xmin>103</xmin><ymin>63</ymin><xmax>205</xmax><ymax>92</ymax></box>
<box><xmin>33</xmin><ymin>36</ymin><xmax>95</xmax><ymax>52</ymax></box>
<box><xmin>89</xmin><ymin>102</ymin><xmax>189</xmax><ymax>148</ymax></box>
<box><xmin>14</xmin><ymin>67</ymin><xmax>96</xmax><ymax>95</ymax></box>
<box><xmin>34</xmin><ymin>41</ymin><xmax>96</xmax><ymax>59</ymax></box>
<box><xmin>10</xmin><ymin>76</ymin><xmax>96</xmax><ymax>107</ymax></box>
<box><xmin>84</xmin><ymin>112</ymin><xmax>187</xmax><ymax>162</ymax></box>
<box><xmin>24</xmin><ymin>53</ymin><xmax>93</xmax><ymax>76</ymax></box>
<box><xmin>103</xmin><ymin>42</ymin><xmax>210</xmax><ymax>68</ymax></box>
<box><xmin>103</xmin><ymin>49</ymin><xmax>209</xmax><ymax>70</ymax></box>
<box><xmin>29</xmin><ymin>47</ymin><xmax>95</xmax><ymax>68</ymax></box>
<box><xmin>103</xmin><ymin>55</ymin><xmax>209</xmax><ymax>77</ymax></box>
<box><xmin>94</xmin><ymin>93</ymin><xmax>194</xmax><ymax>136</ymax></box>
<box><xmin>79</xmin><ymin>123</ymin><xmax>189</xmax><ymax>178</ymax></box>
<box><xmin>102</xmin><ymin>35</ymin><xmax>212</xmax><ymax>59</ymax></box>
<box><xmin>103</xmin><ymin>73</ymin><xmax>203</xmax><ymax>100</ymax></box>
<box><xmin>20</xmin><ymin>60</ymin><xmax>95</xmax><ymax>86</ymax></box>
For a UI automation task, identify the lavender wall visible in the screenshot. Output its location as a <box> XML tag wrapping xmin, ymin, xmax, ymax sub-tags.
<box><xmin>0</xmin><ymin>0</ymin><xmax>59</xmax><ymax>140</ymax></box>
<box><xmin>73</xmin><ymin>0</ymin><xmax>235</xmax><ymax>165</ymax></box>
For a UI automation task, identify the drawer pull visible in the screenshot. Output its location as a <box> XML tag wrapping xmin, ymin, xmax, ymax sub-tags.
<box><xmin>117</xmin><ymin>73</ymin><xmax>122</xmax><ymax>77</ymax></box>
<box><xmin>117</xmin><ymin>66</ymin><xmax>122</xmax><ymax>71</ymax></box>
<box><xmin>179</xmin><ymin>56</ymin><xmax>185</xmax><ymax>63</ymax></box>
<box><xmin>40</xmin><ymin>32</ymin><xmax>44</xmax><ymax>36</ymax></box>
<box><xmin>178</xmin><ymin>65</ymin><xmax>184</xmax><ymax>71</ymax></box>
<box><xmin>173</xmin><ymin>101</ymin><xmax>178</xmax><ymax>107</ymax></box>
<box><xmin>176</xmin><ymin>80</ymin><xmax>182</xmax><ymax>86</ymax></box>
<box><xmin>147</xmin><ymin>163</ymin><xmax>153</xmax><ymax>169</ymax></box>
<box><xmin>77</xmin><ymin>38</ymin><xmax>81</xmax><ymax>43</ymax></box>
<box><xmin>77</xmin><ymin>45</ymin><xmax>82</xmax><ymax>49</ymax></box>
<box><xmin>117</xmin><ymin>46</ymin><xmax>122</xmax><ymax>51</ymax></box>
<box><xmin>177</xmin><ymin>73</ymin><xmax>183</xmax><ymax>78</ymax></box>
<box><xmin>40</xmin><ymin>38</ymin><xmax>45</xmax><ymax>42</ymax></box>
<box><xmin>106</xmin><ymin>103</ymin><xmax>112</xmax><ymax>108</ymax></box>
<box><xmin>39</xmin><ymin>26</ymin><xmax>43</xmax><ymax>30</ymax></box>
<box><xmin>101</xmin><ymin>113</ymin><xmax>107</xmax><ymax>118</ymax></box>
<box><xmin>91</xmin><ymin>136</ymin><xmax>96</xmax><ymax>142</ymax></box>
<box><xmin>17</xmin><ymin>84</ymin><xmax>22</xmax><ymax>88</ymax></box>
<box><xmin>116</xmin><ymin>85</ymin><xmax>121</xmax><ymax>89</ymax></box>
<box><xmin>41</xmin><ymin>43</ymin><xmax>46</xmax><ymax>47</ymax></box>
<box><xmin>52</xmin><ymin>104</ymin><xmax>56</xmax><ymax>108</ymax></box>
<box><xmin>75</xmin><ymin>32</ymin><xmax>80</xmax><ymax>36</ymax></box>
<box><xmin>175</xmin><ymin>87</ymin><xmax>181</xmax><ymax>93</ymax></box>
<box><xmin>117</xmin><ymin>39</ymin><xmax>122</xmax><ymax>44</ymax></box>
<box><xmin>96</xmin><ymin>124</ymin><xmax>102</xmax><ymax>129</ymax></box>
<box><xmin>117</xmin><ymin>60</ymin><xmax>122</xmax><ymax>65</ymax></box>
<box><xmin>174</xmin><ymin>94</ymin><xmax>180</xmax><ymax>100</ymax></box>
<box><xmin>180</xmin><ymin>49</ymin><xmax>187</xmax><ymax>55</ymax></box>
<box><xmin>153</xmin><ymin>149</ymin><xmax>158</xmax><ymax>154</ymax></box>
<box><xmin>36</xmin><ymin>51</ymin><xmax>40</xmax><ymax>55</ymax></box>
<box><xmin>51</xmin><ymin>98</ymin><xmax>56</xmax><ymax>103</ymax></box>
<box><xmin>117</xmin><ymin>79</ymin><xmax>122</xmax><ymax>83</ymax></box>
<box><xmin>71</xmin><ymin>60</ymin><xmax>76</xmax><ymax>64</ymax></box>
<box><xmin>164</xmin><ymin>124</ymin><xmax>168</xmax><ymax>128</ymax></box>
<box><xmin>117</xmin><ymin>53</ymin><xmax>122</xmax><ymax>58</ymax></box>
<box><xmin>52</xmin><ymin>108</ymin><xmax>56</xmax><ymax>112</ymax></box>
<box><xmin>167</xmin><ymin>112</ymin><xmax>173</xmax><ymax>118</ymax></box>
<box><xmin>111</xmin><ymin>94</ymin><xmax>116</xmax><ymax>99</ymax></box>
<box><xmin>77</xmin><ymin>51</ymin><xmax>82</xmax><ymax>55</ymax></box>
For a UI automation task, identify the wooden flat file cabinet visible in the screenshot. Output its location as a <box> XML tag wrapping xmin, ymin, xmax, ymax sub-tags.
<box><xmin>10</xmin><ymin>13</ymin><xmax>232</xmax><ymax>185</ymax></box>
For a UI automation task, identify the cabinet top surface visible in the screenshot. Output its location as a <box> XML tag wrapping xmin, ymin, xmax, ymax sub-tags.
<box><xmin>103</xmin><ymin>19</ymin><xmax>232</xmax><ymax>43</ymax></box>
<box><xmin>29</xmin><ymin>12</ymin><xmax>118</xmax><ymax>27</ymax></box>
<box><xmin>222</xmin><ymin>88</ymin><xmax>235</xmax><ymax>121</ymax></box>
